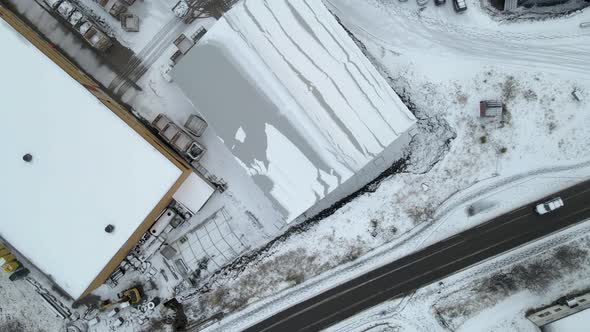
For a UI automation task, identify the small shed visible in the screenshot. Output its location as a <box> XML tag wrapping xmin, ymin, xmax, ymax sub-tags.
<box><xmin>572</xmin><ymin>88</ymin><xmax>583</xmax><ymax>102</ymax></box>
<box><xmin>480</xmin><ymin>100</ymin><xmax>503</xmax><ymax>119</ymax></box>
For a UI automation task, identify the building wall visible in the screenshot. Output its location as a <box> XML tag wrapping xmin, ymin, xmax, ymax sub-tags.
<box><xmin>291</xmin><ymin>125</ymin><xmax>416</xmax><ymax>226</ymax></box>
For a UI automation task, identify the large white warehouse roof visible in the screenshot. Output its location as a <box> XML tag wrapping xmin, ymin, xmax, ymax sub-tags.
<box><xmin>173</xmin><ymin>0</ymin><xmax>415</xmax><ymax>223</ymax></box>
<box><xmin>0</xmin><ymin>19</ymin><xmax>189</xmax><ymax>299</ymax></box>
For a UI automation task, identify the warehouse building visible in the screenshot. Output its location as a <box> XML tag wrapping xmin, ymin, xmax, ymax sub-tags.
<box><xmin>0</xmin><ymin>12</ymin><xmax>214</xmax><ymax>299</ymax></box>
<box><xmin>173</xmin><ymin>0</ymin><xmax>416</xmax><ymax>225</ymax></box>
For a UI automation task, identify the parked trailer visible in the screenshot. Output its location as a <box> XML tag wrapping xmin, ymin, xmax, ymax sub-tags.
<box><xmin>97</xmin><ymin>0</ymin><xmax>128</xmax><ymax>18</ymax></box>
<box><xmin>43</xmin><ymin>0</ymin><xmax>113</xmax><ymax>51</ymax></box>
<box><xmin>79</xmin><ymin>22</ymin><xmax>113</xmax><ymax>51</ymax></box>
<box><xmin>185</xmin><ymin>114</ymin><xmax>208</xmax><ymax>137</ymax></box>
<box><xmin>152</xmin><ymin>114</ymin><xmax>207</xmax><ymax>161</ymax></box>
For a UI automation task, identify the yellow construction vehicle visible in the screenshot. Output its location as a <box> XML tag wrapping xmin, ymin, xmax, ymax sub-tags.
<box><xmin>120</xmin><ymin>288</ymin><xmax>142</xmax><ymax>304</ymax></box>
<box><xmin>100</xmin><ymin>287</ymin><xmax>142</xmax><ymax>310</ymax></box>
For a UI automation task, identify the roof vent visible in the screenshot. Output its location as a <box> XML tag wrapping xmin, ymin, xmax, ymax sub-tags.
<box><xmin>23</xmin><ymin>154</ymin><xmax>33</xmax><ymax>162</ymax></box>
<box><xmin>105</xmin><ymin>224</ymin><xmax>115</xmax><ymax>233</ymax></box>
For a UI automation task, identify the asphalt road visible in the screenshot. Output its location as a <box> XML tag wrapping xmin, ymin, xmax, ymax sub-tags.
<box><xmin>244</xmin><ymin>180</ymin><xmax>590</xmax><ymax>332</ymax></box>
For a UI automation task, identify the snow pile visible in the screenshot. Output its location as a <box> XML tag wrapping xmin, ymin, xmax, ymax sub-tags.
<box><xmin>173</xmin><ymin>0</ymin><xmax>416</xmax><ymax>223</ymax></box>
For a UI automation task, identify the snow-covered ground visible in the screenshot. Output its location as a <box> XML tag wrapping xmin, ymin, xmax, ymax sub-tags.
<box><xmin>2</xmin><ymin>0</ymin><xmax>590</xmax><ymax>330</ymax></box>
<box><xmin>0</xmin><ymin>272</ymin><xmax>66</xmax><ymax>332</ymax></box>
<box><xmin>328</xmin><ymin>219</ymin><xmax>590</xmax><ymax>332</ymax></box>
<box><xmin>193</xmin><ymin>0</ymin><xmax>590</xmax><ymax>329</ymax></box>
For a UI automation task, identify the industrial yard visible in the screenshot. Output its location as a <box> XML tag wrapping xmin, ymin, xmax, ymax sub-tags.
<box><xmin>0</xmin><ymin>0</ymin><xmax>589</xmax><ymax>331</ymax></box>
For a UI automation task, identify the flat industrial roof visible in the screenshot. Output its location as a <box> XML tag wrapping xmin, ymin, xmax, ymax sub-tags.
<box><xmin>0</xmin><ymin>19</ymin><xmax>186</xmax><ymax>299</ymax></box>
<box><xmin>173</xmin><ymin>173</ymin><xmax>215</xmax><ymax>214</ymax></box>
<box><xmin>173</xmin><ymin>0</ymin><xmax>415</xmax><ymax>222</ymax></box>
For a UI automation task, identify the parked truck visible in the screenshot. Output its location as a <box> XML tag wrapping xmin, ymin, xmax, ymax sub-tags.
<box><xmin>43</xmin><ymin>0</ymin><xmax>113</xmax><ymax>51</ymax></box>
<box><xmin>96</xmin><ymin>0</ymin><xmax>128</xmax><ymax>18</ymax></box>
<box><xmin>79</xmin><ymin>22</ymin><xmax>113</xmax><ymax>51</ymax></box>
<box><xmin>152</xmin><ymin>114</ymin><xmax>207</xmax><ymax>161</ymax></box>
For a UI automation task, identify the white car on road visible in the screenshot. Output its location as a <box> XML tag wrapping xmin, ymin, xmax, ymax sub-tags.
<box><xmin>535</xmin><ymin>197</ymin><xmax>564</xmax><ymax>215</ymax></box>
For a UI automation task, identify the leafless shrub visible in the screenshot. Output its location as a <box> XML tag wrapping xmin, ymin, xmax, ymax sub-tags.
<box><xmin>369</xmin><ymin>219</ymin><xmax>380</xmax><ymax>238</ymax></box>
<box><xmin>456</xmin><ymin>92</ymin><xmax>468</xmax><ymax>106</ymax></box>
<box><xmin>523</xmin><ymin>89</ymin><xmax>538</xmax><ymax>101</ymax></box>
<box><xmin>341</xmin><ymin>244</ymin><xmax>365</xmax><ymax>263</ymax></box>
<box><xmin>501</xmin><ymin>104</ymin><xmax>512</xmax><ymax>126</ymax></box>
<box><xmin>390</xmin><ymin>226</ymin><xmax>398</xmax><ymax>235</ymax></box>
<box><xmin>205</xmin><ymin>248</ymin><xmax>323</xmax><ymax>313</ymax></box>
<box><xmin>208</xmin><ymin>286</ymin><xmax>230</xmax><ymax>308</ymax></box>
<box><xmin>502</xmin><ymin>76</ymin><xmax>519</xmax><ymax>102</ymax></box>
<box><xmin>405</xmin><ymin>204</ymin><xmax>435</xmax><ymax>224</ymax></box>
<box><xmin>554</xmin><ymin>246</ymin><xmax>587</xmax><ymax>269</ymax></box>
<box><xmin>285</xmin><ymin>271</ymin><xmax>305</xmax><ymax>285</ymax></box>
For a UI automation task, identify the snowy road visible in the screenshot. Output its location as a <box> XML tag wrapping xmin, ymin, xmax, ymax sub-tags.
<box><xmin>109</xmin><ymin>16</ymin><xmax>185</xmax><ymax>96</ymax></box>
<box><xmin>242</xmin><ymin>180</ymin><xmax>590</xmax><ymax>332</ymax></box>
<box><xmin>324</xmin><ymin>0</ymin><xmax>590</xmax><ymax>77</ymax></box>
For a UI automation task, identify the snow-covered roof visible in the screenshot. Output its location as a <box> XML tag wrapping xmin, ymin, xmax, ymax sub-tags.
<box><xmin>172</xmin><ymin>0</ymin><xmax>415</xmax><ymax>223</ymax></box>
<box><xmin>173</xmin><ymin>173</ymin><xmax>215</xmax><ymax>214</ymax></box>
<box><xmin>544</xmin><ymin>308</ymin><xmax>590</xmax><ymax>332</ymax></box>
<box><xmin>0</xmin><ymin>20</ymin><xmax>187</xmax><ymax>299</ymax></box>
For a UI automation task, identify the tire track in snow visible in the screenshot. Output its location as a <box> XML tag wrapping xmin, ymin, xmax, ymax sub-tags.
<box><xmin>324</xmin><ymin>0</ymin><xmax>590</xmax><ymax>77</ymax></box>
